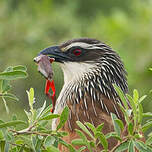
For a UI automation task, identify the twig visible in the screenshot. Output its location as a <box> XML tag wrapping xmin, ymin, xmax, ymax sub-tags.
<box><xmin>8</xmin><ymin>142</ymin><xmax>23</xmax><ymax>147</ymax></box>
<box><xmin>9</xmin><ymin>129</ymin><xmax>51</xmax><ymax>137</ymax></box>
<box><xmin>8</xmin><ymin>121</ymin><xmax>37</xmax><ymax>135</ymax></box>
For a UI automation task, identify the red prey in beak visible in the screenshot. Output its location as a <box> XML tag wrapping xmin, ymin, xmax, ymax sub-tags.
<box><xmin>34</xmin><ymin>55</ymin><xmax>56</xmax><ymax>113</ymax></box>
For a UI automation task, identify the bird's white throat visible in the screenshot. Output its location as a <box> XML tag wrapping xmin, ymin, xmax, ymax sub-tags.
<box><xmin>60</xmin><ymin>62</ymin><xmax>96</xmax><ymax>84</ymax></box>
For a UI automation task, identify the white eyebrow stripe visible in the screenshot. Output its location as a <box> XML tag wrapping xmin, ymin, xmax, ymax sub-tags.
<box><xmin>63</xmin><ymin>42</ymin><xmax>109</xmax><ymax>52</ymax></box>
<box><xmin>87</xmin><ymin>46</ymin><xmax>105</xmax><ymax>50</ymax></box>
<box><xmin>64</xmin><ymin>42</ymin><xmax>93</xmax><ymax>50</ymax></box>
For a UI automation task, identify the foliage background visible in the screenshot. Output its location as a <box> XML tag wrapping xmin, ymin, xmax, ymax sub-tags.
<box><xmin>0</xmin><ymin>0</ymin><xmax>152</xmax><ymax>122</ymax></box>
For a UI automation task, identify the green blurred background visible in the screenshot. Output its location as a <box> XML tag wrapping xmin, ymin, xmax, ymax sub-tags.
<box><xmin>0</xmin><ymin>0</ymin><xmax>152</xmax><ymax>122</ymax></box>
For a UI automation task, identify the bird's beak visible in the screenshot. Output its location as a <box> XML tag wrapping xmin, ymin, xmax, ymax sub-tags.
<box><xmin>38</xmin><ymin>46</ymin><xmax>71</xmax><ymax>62</ymax></box>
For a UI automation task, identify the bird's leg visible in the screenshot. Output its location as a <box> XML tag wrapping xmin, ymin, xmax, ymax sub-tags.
<box><xmin>45</xmin><ymin>79</ymin><xmax>56</xmax><ymax>113</ymax></box>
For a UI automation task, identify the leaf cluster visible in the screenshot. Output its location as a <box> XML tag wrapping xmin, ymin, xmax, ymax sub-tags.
<box><xmin>0</xmin><ymin>87</ymin><xmax>73</xmax><ymax>152</ymax></box>
<box><xmin>1</xmin><ymin>67</ymin><xmax>152</xmax><ymax>151</ymax></box>
<box><xmin>0</xmin><ymin>65</ymin><xmax>28</xmax><ymax>113</ymax></box>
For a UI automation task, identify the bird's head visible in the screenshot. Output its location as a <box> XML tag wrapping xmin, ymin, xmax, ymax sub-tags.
<box><xmin>39</xmin><ymin>38</ymin><xmax>128</xmax><ymax>94</ymax></box>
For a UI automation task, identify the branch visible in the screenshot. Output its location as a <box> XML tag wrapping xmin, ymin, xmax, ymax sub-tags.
<box><xmin>9</xmin><ymin>122</ymin><xmax>37</xmax><ymax>135</ymax></box>
<box><xmin>9</xmin><ymin>129</ymin><xmax>51</xmax><ymax>137</ymax></box>
<box><xmin>8</xmin><ymin>142</ymin><xmax>24</xmax><ymax>147</ymax></box>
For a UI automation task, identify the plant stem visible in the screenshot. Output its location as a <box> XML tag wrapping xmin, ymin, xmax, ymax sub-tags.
<box><xmin>2</xmin><ymin>97</ymin><xmax>9</xmax><ymax>114</ymax></box>
<box><xmin>9</xmin><ymin>129</ymin><xmax>52</xmax><ymax>137</ymax></box>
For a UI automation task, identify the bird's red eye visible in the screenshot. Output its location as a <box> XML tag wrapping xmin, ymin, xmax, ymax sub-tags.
<box><xmin>73</xmin><ymin>49</ymin><xmax>82</xmax><ymax>56</ymax></box>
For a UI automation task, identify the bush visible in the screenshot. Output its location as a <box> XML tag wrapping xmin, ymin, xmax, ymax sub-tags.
<box><xmin>0</xmin><ymin>66</ymin><xmax>152</xmax><ymax>152</ymax></box>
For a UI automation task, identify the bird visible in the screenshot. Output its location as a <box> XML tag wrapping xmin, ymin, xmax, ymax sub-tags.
<box><xmin>39</xmin><ymin>38</ymin><xmax>128</xmax><ymax>151</ymax></box>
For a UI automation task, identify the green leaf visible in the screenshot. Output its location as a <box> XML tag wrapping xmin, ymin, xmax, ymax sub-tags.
<box><xmin>13</xmin><ymin>65</ymin><xmax>27</xmax><ymax>72</ymax></box>
<box><xmin>36</xmin><ymin>101</ymin><xmax>46</xmax><ymax>119</ymax></box>
<box><xmin>40</xmin><ymin>114</ymin><xmax>60</xmax><ymax>121</ymax></box>
<box><xmin>58</xmin><ymin>138</ymin><xmax>69</xmax><ymax>148</ymax></box>
<box><xmin>138</xmin><ymin>95</ymin><xmax>147</xmax><ymax>103</ymax></box>
<box><xmin>128</xmin><ymin>122</ymin><xmax>134</xmax><ymax>135</ymax></box>
<box><xmin>95</xmin><ymin>131</ymin><xmax>108</xmax><ymax>150</ymax></box>
<box><xmin>133</xmin><ymin>89</ymin><xmax>139</xmax><ymax>104</ymax></box>
<box><xmin>57</xmin><ymin>131</ymin><xmax>68</xmax><ymax>137</ymax></box>
<box><xmin>12</xmin><ymin>114</ymin><xmax>17</xmax><ymax>121</ymax></box>
<box><xmin>143</xmin><ymin>112</ymin><xmax>152</xmax><ymax>117</ymax></box>
<box><xmin>2</xmin><ymin>93</ymin><xmax>19</xmax><ymax>101</ymax></box>
<box><xmin>44</xmin><ymin>136</ymin><xmax>56</xmax><ymax>147</ymax></box>
<box><xmin>128</xmin><ymin>140</ymin><xmax>134</xmax><ymax>152</ymax></box>
<box><xmin>27</xmin><ymin>88</ymin><xmax>35</xmax><ymax>112</ymax></box>
<box><xmin>146</xmin><ymin>136</ymin><xmax>152</xmax><ymax>145</ymax></box>
<box><xmin>126</xmin><ymin>94</ymin><xmax>137</xmax><ymax>124</ymax></box>
<box><xmin>11</xmin><ymin>115</ymin><xmax>18</xmax><ymax>128</ymax></box>
<box><xmin>111</xmin><ymin>113</ymin><xmax>121</xmax><ymax>136</ymax></box>
<box><xmin>6</xmin><ymin>132</ymin><xmax>13</xmax><ymax>142</ymax></box>
<box><xmin>0</xmin><ymin>140</ymin><xmax>5</xmax><ymax>152</ymax></box>
<box><xmin>0</xmin><ymin>130</ymin><xmax>4</xmax><ymax>140</ymax></box>
<box><xmin>31</xmin><ymin>135</ymin><xmax>36</xmax><ymax>151</ymax></box>
<box><xmin>47</xmin><ymin>145</ymin><xmax>59</xmax><ymax>152</ymax></box>
<box><xmin>0</xmin><ymin>80</ymin><xmax>2</xmax><ymax>92</ymax></box>
<box><xmin>24</xmin><ymin>110</ymin><xmax>31</xmax><ymax>122</ymax></box>
<box><xmin>117</xmin><ymin>103</ymin><xmax>129</xmax><ymax>125</ymax></box>
<box><xmin>77</xmin><ymin>146</ymin><xmax>86</xmax><ymax>152</ymax></box>
<box><xmin>5</xmin><ymin>132</ymin><xmax>13</xmax><ymax>142</ymax></box>
<box><xmin>147</xmin><ymin>147</ymin><xmax>152</xmax><ymax>151</ymax></box>
<box><xmin>75</xmin><ymin>129</ymin><xmax>92</xmax><ymax>151</ymax></box>
<box><xmin>113</xmin><ymin>84</ymin><xmax>128</xmax><ymax>110</ymax></box>
<box><xmin>142</xmin><ymin>121</ymin><xmax>152</xmax><ymax>132</ymax></box>
<box><xmin>89</xmin><ymin>141</ymin><xmax>95</xmax><ymax>148</ymax></box>
<box><xmin>29</xmin><ymin>88</ymin><xmax>34</xmax><ymax>107</ymax></box>
<box><xmin>56</xmin><ymin>106</ymin><xmax>69</xmax><ymax>131</ymax></box>
<box><xmin>115</xmin><ymin>141</ymin><xmax>129</xmax><ymax>152</ymax></box>
<box><xmin>2</xmin><ymin>80</ymin><xmax>11</xmax><ymax>93</ymax></box>
<box><xmin>32</xmin><ymin>109</ymin><xmax>37</xmax><ymax>122</ymax></box>
<box><xmin>67</xmin><ymin>144</ymin><xmax>76</xmax><ymax>152</ymax></box>
<box><xmin>15</xmin><ymin>140</ymin><xmax>24</xmax><ymax>145</ymax></box>
<box><xmin>115</xmin><ymin>119</ymin><xmax>124</xmax><ymax>130</ymax></box>
<box><xmin>96</xmin><ymin>123</ymin><xmax>104</xmax><ymax>132</ymax></box>
<box><xmin>75</xmin><ymin>129</ymin><xmax>88</xmax><ymax>141</ymax></box>
<box><xmin>71</xmin><ymin>139</ymin><xmax>85</xmax><ymax>145</ymax></box>
<box><xmin>76</xmin><ymin>121</ymin><xmax>94</xmax><ymax>140</ymax></box>
<box><xmin>105</xmin><ymin>132</ymin><xmax>121</xmax><ymax>141</ymax></box>
<box><xmin>3</xmin><ymin>66</ymin><xmax>13</xmax><ymax>72</ymax></box>
<box><xmin>41</xmin><ymin>105</ymin><xmax>52</xmax><ymax>117</ymax></box>
<box><xmin>134</xmin><ymin>133</ymin><xmax>143</xmax><ymax>139</ymax></box>
<box><xmin>0</xmin><ymin>71</ymin><xmax>28</xmax><ymax>80</ymax></box>
<box><xmin>84</xmin><ymin>122</ymin><xmax>96</xmax><ymax>134</ymax></box>
<box><xmin>58</xmin><ymin>139</ymin><xmax>76</xmax><ymax>152</ymax></box>
<box><xmin>0</xmin><ymin>120</ymin><xmax>4</xmax><ymax>124</ymax></box>
<box><xmin>0</xmin><ymin>120</ymin><xmax>26</xmax><ymax>128</ymax></box>
<box><xmin>138</xmin><ymin>103</ymin><xmax>143</xmax><ymax>124</ymax></box>
<box><xmin>134</xmin><ymin>141</ymin><xmax>149</xmax><ymax>152</ymax></box>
